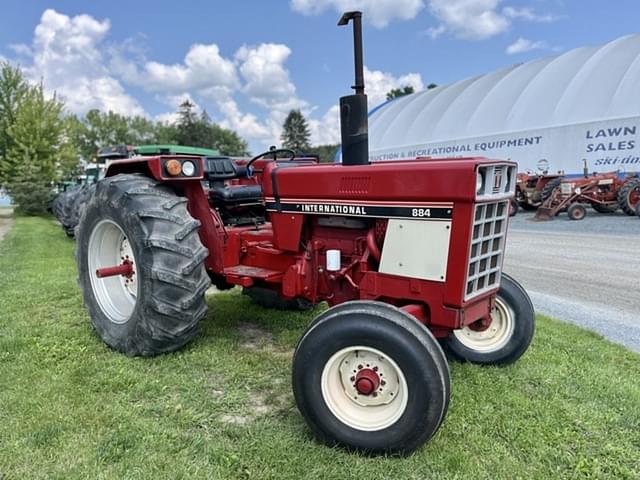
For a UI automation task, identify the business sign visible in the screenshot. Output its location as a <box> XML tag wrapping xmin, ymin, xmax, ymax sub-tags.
<box><xmin>367</xmin><ymin>117</ymin><xmax>640</xmax><ymax>174</ymax></box>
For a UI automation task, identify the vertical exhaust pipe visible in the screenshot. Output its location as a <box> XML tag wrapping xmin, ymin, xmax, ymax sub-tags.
<box><xmin>338</xmin><ymin>11</ymin><xmax>369</xmax><ymax>166</ymax></box>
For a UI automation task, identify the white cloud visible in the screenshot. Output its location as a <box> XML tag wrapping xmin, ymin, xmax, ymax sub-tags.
<box><xmin>235</xmin><ymin>43</ymin><xmax>306</xmax><ymax>110</ymax></box>
<box><xmin>154</xmin><ymin>111</ymin><xmax>180</xmax><ymax>124</ymax></box>
<box><xmin>23</xmin><ymin>9</ymin><xmax>144</xmax><ymax>115</ymax></box>
<box><xmin>425</xmin><ymin>1</ymin><xmax>563</xmax><ymax>41</ymax></box>
<box><xmin>290</xmin><ymin>0</ymin><xmax>424</xmax><ymax>28</ymax></box>
<box><xmin>506</xmin><ymin>37</ymin><xmax>546</xmax><ymax>55</ymax></box>
<box><xmin>308</xmin><ymin>105</ymin><xmax>341</xmax><ymax>145</ymax></box>
<box><xmin>116</xmin><ymin>43</ymin><xmax>237</xmax><ymax>101</ymax></box>
<box><xmin>503</xmin><ymin>7</ymin><xmax>560</xmax><ymax>23</ymax></box>
<box><xmin>427</xmin><ymin>0</ymin><xmax>509</xmax><ymax>40</ymax></box>
<box><xmin>218</xmin><ymin>98</ymin><xmax>276</xmax><ymax>141</ymax></box>
<box><xmin>364</xmin><ymin>66</ymin><xmax>424</xmax><ymax>107</ymax></box>
<box><xmin>423</xmin><ymin>25</ymin><xmax>446</xmax><ymax>39</ymax></box>
<box><xmin>9</xmin><ymin>44</ymin><xmax>32</xmax><ymax>56</ymax></box>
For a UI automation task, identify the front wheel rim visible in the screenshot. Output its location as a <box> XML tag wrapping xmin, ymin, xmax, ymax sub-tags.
<box><xmin>320</xmin><ymin>346</ymin><xmax>408</xmax><ymax>431</ymax></box>
<box><xmin>88</xmin><ymin>219</ymin><xmax>138</xmax><ymax>324</ymax></box>
<box><xmin>453</xmin><ymin>297</ymin><xmax>515</xmax><ymax>353</ymax></box>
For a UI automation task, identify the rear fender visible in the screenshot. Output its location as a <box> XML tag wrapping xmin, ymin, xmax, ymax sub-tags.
<box><xmin>105</xmin><ymin>156</ymin><xmax>205</xmax><ymax>181</ymax></box>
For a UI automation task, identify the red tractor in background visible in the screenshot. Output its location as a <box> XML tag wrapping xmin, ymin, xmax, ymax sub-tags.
<box><xmin>514</xmin><ymin>171</ymin><xmax>563</xmax><ymax>213</ymax></box>
<box><xmin>618</xmin><ymin>176</ymin><xmax>640</xmax><ymax>216</ymax></box>
<box><xmin>75</xmin><ymin>12</ymin><xmax>534</xmax><ymax>454</ymax></box>
<box><xmin>534</xmin><ymin>163</ymin><xmax>639</xmax><ymax>220</ymax></box>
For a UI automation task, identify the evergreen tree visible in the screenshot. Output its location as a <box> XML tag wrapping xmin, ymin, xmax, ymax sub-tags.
<box><xmin>281</xmin><ymin>110</ymin><xmax>311</xmax><ymax>152</ymax></box>
<box><xmin>174</xmin><ymin>100</ymin><xmax>248</xmax><ymax>155</ymax></box>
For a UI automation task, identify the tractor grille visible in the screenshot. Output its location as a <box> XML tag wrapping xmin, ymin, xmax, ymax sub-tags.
<box><xmin>465</xmin><ymin>201</ymin><xmax>509</xmax><ymax>300</ymax></box>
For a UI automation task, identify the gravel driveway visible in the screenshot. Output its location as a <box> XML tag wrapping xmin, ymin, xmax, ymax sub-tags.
<box><xmin>504</xmin><ymin>210</ymin><xmax>640</xmax><ymax>352</ymax></box>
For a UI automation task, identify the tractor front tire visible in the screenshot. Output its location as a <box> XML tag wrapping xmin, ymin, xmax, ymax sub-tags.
<box><xmin>293</xmin><ymin>301</ymin><xmax>450</xmax><ymax>455</ymax></box>
<box><xmin>445</xmin><ymin>274</ymin><xmax>534</xmax><ymax>365</ymax></box>
<box><xmin>617</xmin><ymin>178</ymin><xmax>640</xmax><ymax>216</ymax></box>
<box><xmin>76</xmin><ymin>174</ymin><xmax>210</xmax><ymax>356</ymax></box>
<box><xmin>567</xmin><ymin>203</ymin><xmax>587</xmax><ymax>220</ymax></box>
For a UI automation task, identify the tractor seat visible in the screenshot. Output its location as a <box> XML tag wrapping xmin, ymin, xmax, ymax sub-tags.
<box><xmin>209</xmin><ymin>184</ymin><xmax>263</xmax><ymax>203</ymax></box>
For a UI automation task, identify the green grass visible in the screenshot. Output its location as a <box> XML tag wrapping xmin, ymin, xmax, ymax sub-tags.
<box><xmin>1</xmin><ymin>217</ymin><xmax>639</xmax><ymax>480</ymax></box>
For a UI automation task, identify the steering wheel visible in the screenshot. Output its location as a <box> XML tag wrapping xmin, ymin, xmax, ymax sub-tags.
<box><xmin>246</xmin><ymin>148</ymin><xmax>296</xmax><ymax>171</ymax></box>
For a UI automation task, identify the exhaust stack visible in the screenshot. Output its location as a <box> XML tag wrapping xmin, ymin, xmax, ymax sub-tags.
<box><xmin>338</xmin><ymin>11</ymin><xmax>369</xmax><ymax>166</ymax></box>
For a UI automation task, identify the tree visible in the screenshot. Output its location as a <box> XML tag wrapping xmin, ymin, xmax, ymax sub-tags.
<box><xmin>174</xmin><ymin>100</ymin><xmax>248</xmax><ymax>155</ymax></box>
<box><xmin>307</xmin><ymin>144</ymin><xmax>340</xmax><ymax>163</ymax></box>
<box><xmin>427</xmin><ymin>83</ymin><xmax>438</xmax><ymax>90</ymax></box>
<box><xmin>5</xmin><ymin>82</ymin><xmax>77</xmax><ymax>214</ymax></box>
<box><xmin>0</xmin><ymin>62</ymin><xmax>29</xmax><ymax>187</ymax></box>
<box><xmin>176</xmin><ymin>100</ymin><xmax>207</xmax><ymax>147</ymax></box>
<box><xmin>209</xmin><ymin>124</ymin><xmax>249</xmax><ymax>156</ymax></box>
<box><xmin>386</xmin><ymin>85</ymin><xmax>415</xmax><ymax>101</ymax></box>
<box><xmin>281</xmin><ymin>110</ymin><xmax>311</xmax><ymax>152</ymax></box>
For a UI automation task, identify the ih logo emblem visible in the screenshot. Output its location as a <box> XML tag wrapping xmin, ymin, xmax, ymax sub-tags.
<box><xmin>493</xmin><ymin>169</ymin><xmax>503</xmax><ymax>191</ymax></box>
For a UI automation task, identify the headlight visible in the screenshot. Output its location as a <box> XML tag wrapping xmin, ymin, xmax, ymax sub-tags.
<box><xmin>182</xmin><ymin>161</ymin><xmax>196</xmax><ymax>177</ymax></box>
<box><xmin>476</xmin><ymin>172</ymin><xmax>484</xmax><ymax>194</ymax></box>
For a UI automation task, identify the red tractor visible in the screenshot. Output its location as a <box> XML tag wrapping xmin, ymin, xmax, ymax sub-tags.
<box><xmin>535</xmin><ymin>167</ymin><xmax>639</xmax><ymax>220</ymax></box>
<box><xmin>75</xmin><ymin>12</ymin><xmax>534</xmax><ymax>454</ymax></box>
<box><xmin>514</xmin><ymin>171</ymin><xmax>563</xmax><ymax>213</ymax></box>
<box><xmin>618</xmin><ymin>176</ymin><xmax>640</xmax><ymax>216</ymax></box>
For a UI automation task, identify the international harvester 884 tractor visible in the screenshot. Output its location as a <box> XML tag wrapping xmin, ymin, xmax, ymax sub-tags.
<box><xmin>76</xmin><ymin>12</ymin><xmax>534</xmax><ymax>454</ymax></box>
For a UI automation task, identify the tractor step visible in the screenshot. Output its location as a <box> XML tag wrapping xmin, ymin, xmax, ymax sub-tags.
<box><xmin>224</xmin><ymin>265</ymin><xmax>283</xmax><ymax>287</ymax></box>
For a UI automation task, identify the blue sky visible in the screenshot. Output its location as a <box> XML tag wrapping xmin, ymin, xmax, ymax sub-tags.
<box><xmin>1</xmin><ymin>0</ymin><xmax>639</xmax><ymax>153</ymax></box>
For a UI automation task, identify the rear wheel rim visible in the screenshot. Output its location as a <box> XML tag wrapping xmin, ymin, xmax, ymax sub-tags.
<box><xmin>453</xmin><ymin>297</ymin><xmax>515</xmax><ymax>353</ymax></box>
<box><xmin>88</xmin><ymin>219</ymin><xmax>138</xmax><ymax>324</ymax></box>
<box><xmin>320</xmin><ymin>346</ymin><xmax>408</xmax><ymax>431</ymax></box>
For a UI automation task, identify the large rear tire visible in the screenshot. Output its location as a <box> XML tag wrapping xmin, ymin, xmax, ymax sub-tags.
<box><xmin>66</xmin><ymin>184</ymin><xmax>96</xmax><ymax>237</ymax></box>
<box><xmin>76</xmin><ymin>174</ymin><xmax>210</xmax><ymax>356</ymax></box>
<box><xmin>292</xmin><ymin>301</ymin><xmax>450</xmax><ymax>455</ymax></box>
<box><xmin>540</xmin><ymin>178</ymin><xmax>562</xmax><ymax>202</ymax></box>
<box><xmin>59</xmin><ymin>189</ymin><xmax>79</xmax><ymax>236</ymax></box>
<box><xmin>617</xmin><ymin>178</ymin><xmax>640</xmax><ymax>216</ymax></box>
<box><xmin>445</xmin><ymin>274</ymin><xmax>535</xmax><ymax>365</ymax></box>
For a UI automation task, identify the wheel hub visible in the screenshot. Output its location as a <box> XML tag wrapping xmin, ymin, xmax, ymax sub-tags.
<box><xmin>354</xmin><ymin>368</ymin><xmax>380</xmax><ymax>395</ymax></box>
<box><xmin>337</xmin><ymin>349</ymin><xmax>399</xmax><ymax>407</ymax></box>
<box><xmin>321</xmin><ymin>346</ymin><xmax>408</xmax><ymax>431</ymax></box>
<box><xmin>88</xmin><ymin>219</ymin><xmax>138</xmax><ymax>324</ymax></box>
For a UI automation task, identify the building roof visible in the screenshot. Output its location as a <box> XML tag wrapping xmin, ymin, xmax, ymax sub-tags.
<box><xmin>368</xmin><ymin>34</ymin><xmax>640</xmax><ymax>151</ymax></box>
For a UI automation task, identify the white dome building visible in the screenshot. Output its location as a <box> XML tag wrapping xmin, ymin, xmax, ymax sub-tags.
<box><xmin>364</xmin><ymin>34</ymin><xmax>640</xmax><ymax>174</ymax></box>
